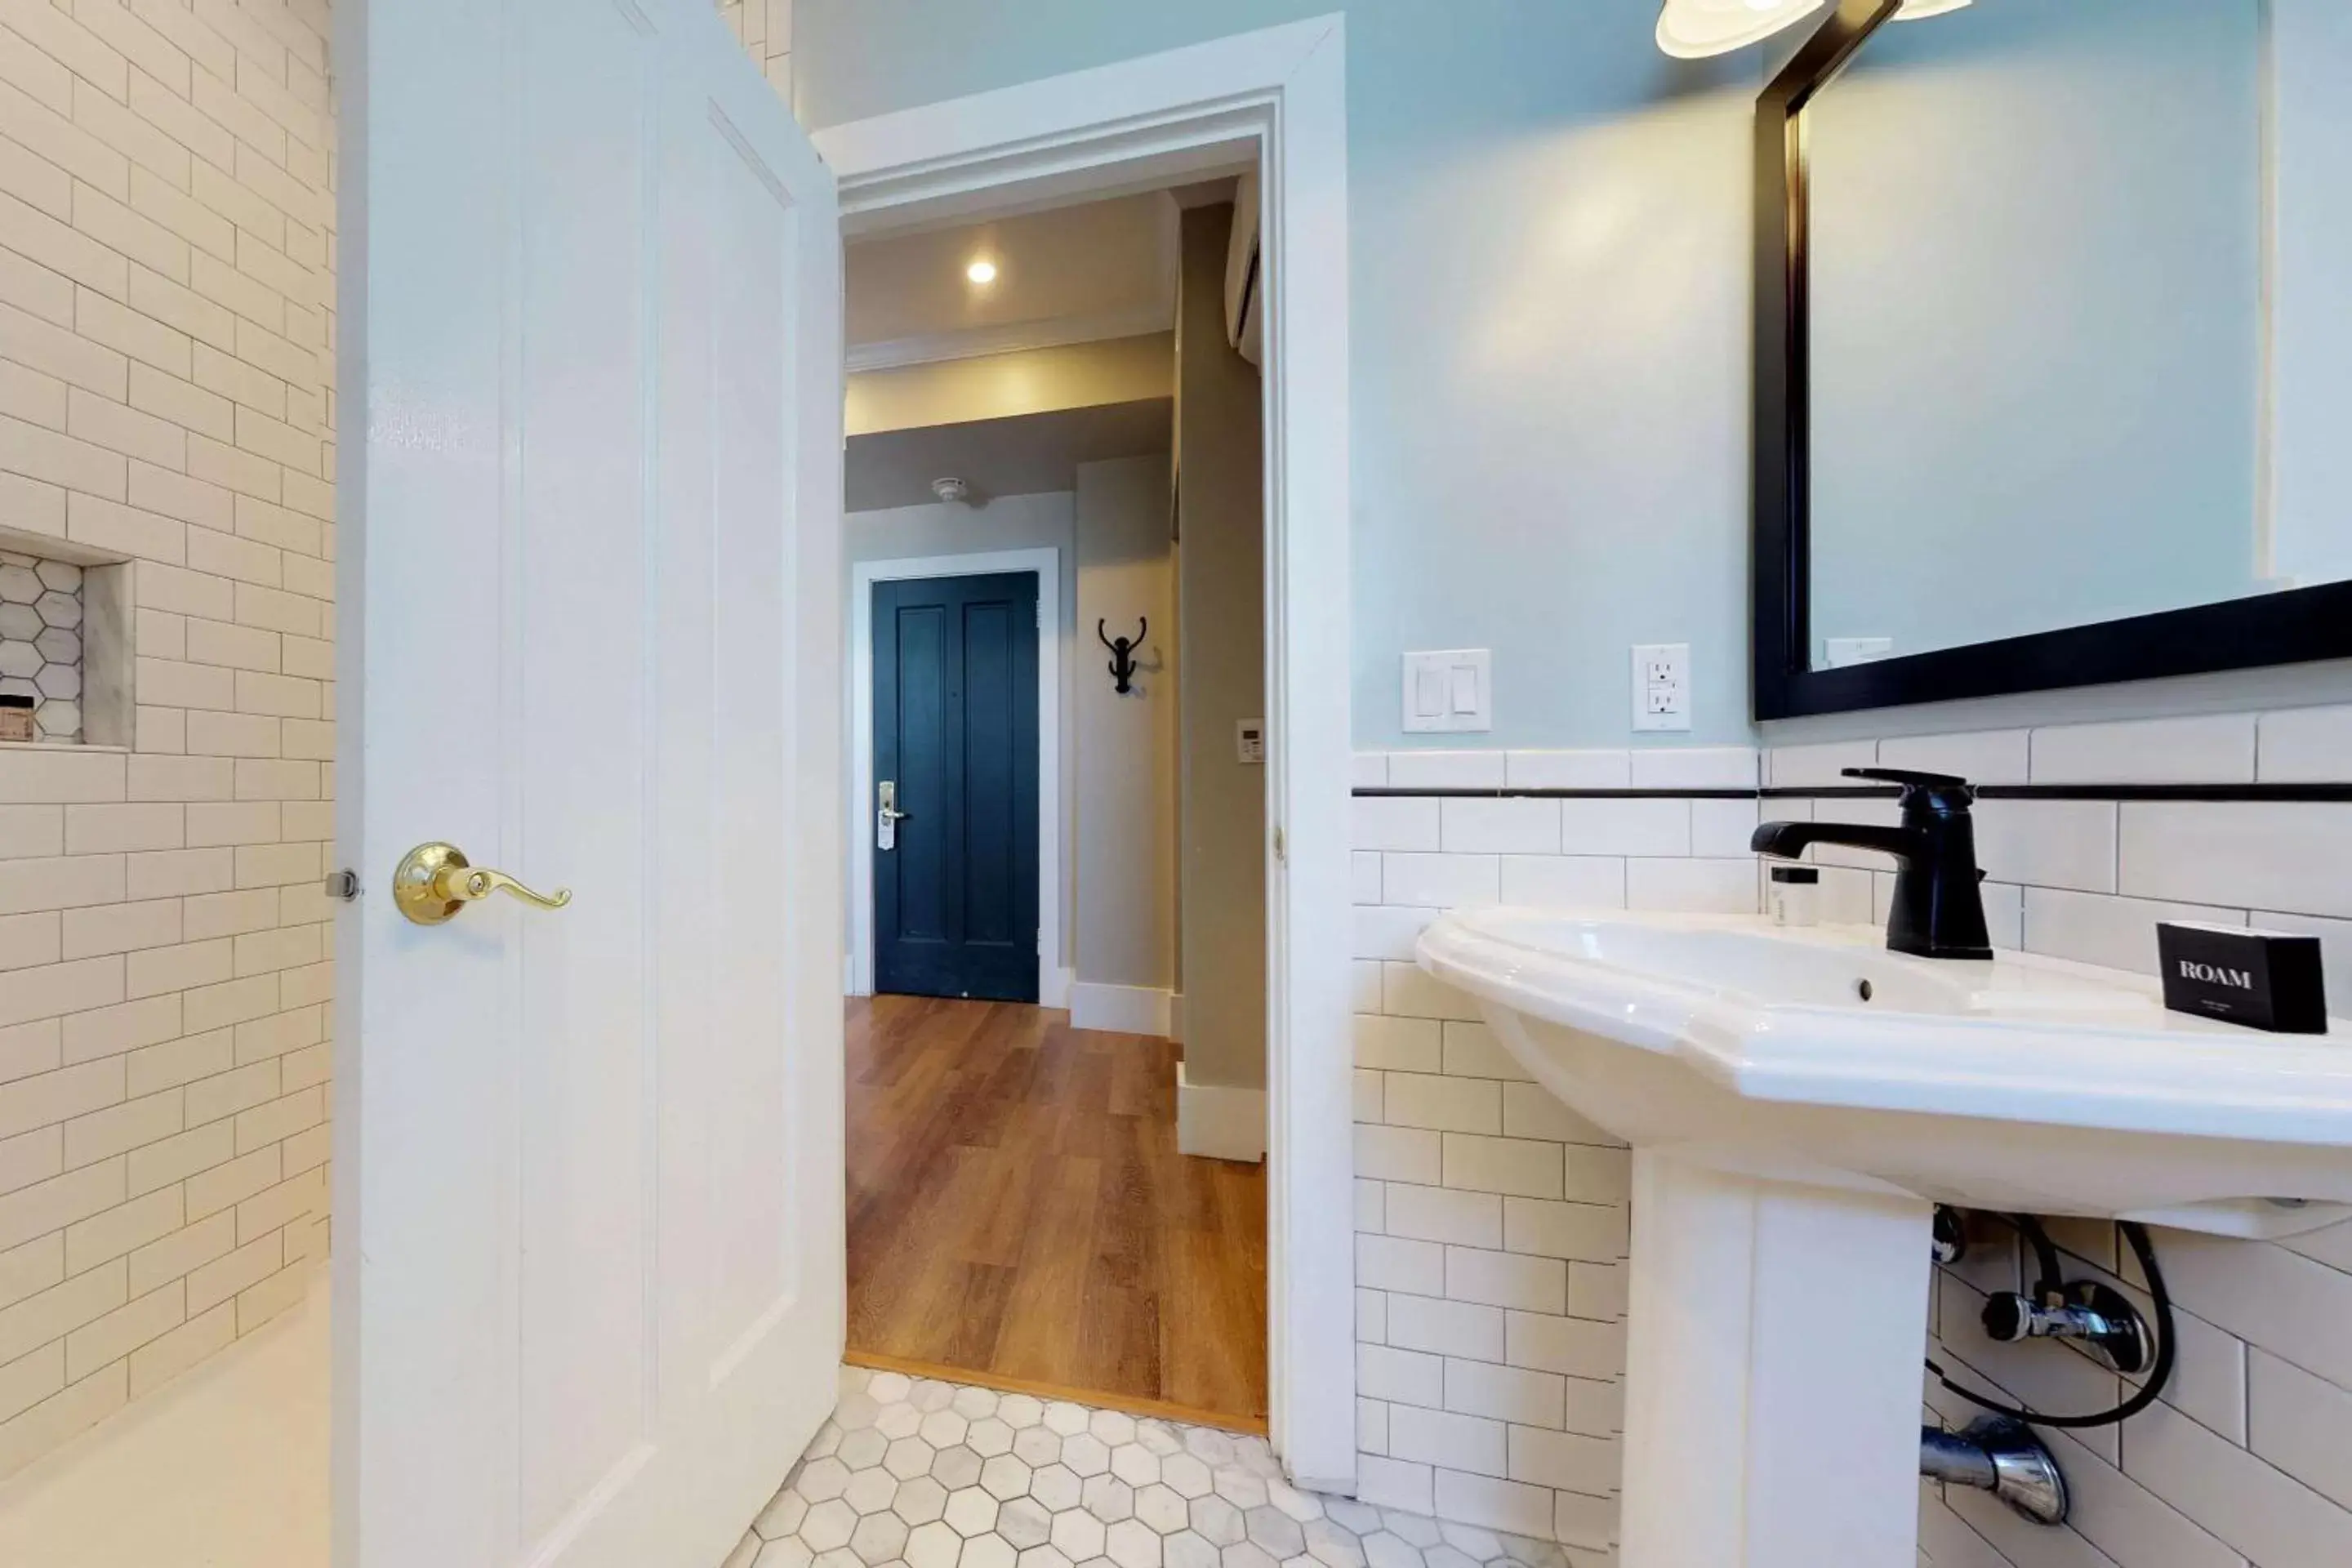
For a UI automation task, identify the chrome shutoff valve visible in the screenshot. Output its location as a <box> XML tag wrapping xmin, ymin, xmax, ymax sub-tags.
<box><xmin>1980</xmin><ymin>1281</ymin><xmax>2151</xmax><ymax>1375</ymax></box>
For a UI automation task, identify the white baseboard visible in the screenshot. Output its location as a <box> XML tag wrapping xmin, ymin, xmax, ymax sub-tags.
<box><xmin>1043</xmin><ymin>965</ymin><xmax>1074</xmax><ymax>1009</ymax></box>
<box><xmin>1067</xmin><ymin>982</ymin><xmax>1173</xmax><ymax>1036</ymax></box>
<box><xmin>1169</xmin><ymin>991</ymin><xmax>1185</xmax><ymax>1043</ymax></box>
<box><xmin>1175</xmin><ymin>1062</ymin><xmax>1266</xmax><ymax>1162</ymax></box>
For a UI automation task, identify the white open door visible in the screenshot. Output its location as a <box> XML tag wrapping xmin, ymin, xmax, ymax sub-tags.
<box><xmin>333</xmin><ymin>2</ymin><xmax>843</xmax><ymax>1565</ymax></box>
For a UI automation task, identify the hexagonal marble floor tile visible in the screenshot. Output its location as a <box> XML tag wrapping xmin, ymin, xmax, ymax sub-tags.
<box><xmin>1031</xmin><ymin>1463</ymin><xmax>1084</xmax><ymax>1514</ymax></box>
<box><xmin>0</xmin><ymin>550</ymin><xmax>83</xmax><ymax>742</ymax></box>
<box><xmin>1013</xmin><ymin>1424</ymin><xmax>1063</xmax><ymax>1468</ymax></box>
<box><xmin>739</xmin><ymin>1369</ymin><xmax>1591</xmax><ymax>1568</ymax></box>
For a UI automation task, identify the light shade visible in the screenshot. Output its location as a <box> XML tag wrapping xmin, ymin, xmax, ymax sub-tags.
<box><xmin>1655</xmin><ymin>0</ymin><xmax>1829</xmax><ymax>59</ymax></box>
<box><xmin>1892</xmin><ymin>0</ymin><xmax>1972</xmax><ymax>18</ymax></box>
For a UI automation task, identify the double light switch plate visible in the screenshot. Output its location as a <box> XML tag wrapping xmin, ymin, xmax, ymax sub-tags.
<box><xmin>1402</xmin><ymin>648</ymin><xmax>1491</xmax><ymax>733</ymax></box>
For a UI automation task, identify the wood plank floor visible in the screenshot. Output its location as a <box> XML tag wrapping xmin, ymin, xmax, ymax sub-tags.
<box><xmin>844</xmin><ymin>996</ymin><xmax>1267</xmax><ymax>1427</ymax></box>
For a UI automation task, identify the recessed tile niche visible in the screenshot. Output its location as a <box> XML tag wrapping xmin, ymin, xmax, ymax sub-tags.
<box><xmin>0</xmin><ymin>538</ymin><xmax>132</xmax><ymax>750</ymax></box>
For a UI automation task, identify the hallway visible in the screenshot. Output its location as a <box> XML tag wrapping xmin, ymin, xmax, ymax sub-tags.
<box><xmin>845</xmin><ymin>998</ymin><xmax>1267</xmax><ymax>1427</ymax></box>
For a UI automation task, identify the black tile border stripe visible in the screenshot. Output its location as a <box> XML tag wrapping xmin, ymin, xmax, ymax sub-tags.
<box><xmin>1967</xmin><ymin>783</ymin><xmax>2352</xmax><ymax>802</ymax></box>
<box><xmin>1352</xmin><ymin>787</ymin><xmax>1757</xmax><ymax>800</ymax></box>
<box><xmin>1352</xmin><ymin>783</ymin><xmax>2352</xmax><ymax>803</ymax></box>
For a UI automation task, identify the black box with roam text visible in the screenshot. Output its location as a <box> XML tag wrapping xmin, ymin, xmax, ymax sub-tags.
<box><xmin>2155</xmin><ymin>922</ymin><xmax>2329</xmax><ymax>1034</ymax></box>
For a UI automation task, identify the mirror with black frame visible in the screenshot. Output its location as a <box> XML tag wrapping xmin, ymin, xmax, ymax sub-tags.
<box><xmin>1753</xmin><ymin>0</ymin><xmax>2352</xmax><ymax>719</ymax></box>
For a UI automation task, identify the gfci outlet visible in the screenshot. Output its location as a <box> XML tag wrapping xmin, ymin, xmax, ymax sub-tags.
<box><xmin>1632</xmin><ymin>643</ymin><xmax>1690</xmax><ymax>733</ymax></box>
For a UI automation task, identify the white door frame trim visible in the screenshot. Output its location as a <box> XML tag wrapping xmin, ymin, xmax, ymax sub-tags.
<box><xmin>849</xmin><ymin>547</ymin><xmax>1066</xmax><ymax>1009</ymax></box>
<box><xmin>817</xmin><ymin>14</ymin><xmax>1356</xmax><ymax>1493</ymax></box>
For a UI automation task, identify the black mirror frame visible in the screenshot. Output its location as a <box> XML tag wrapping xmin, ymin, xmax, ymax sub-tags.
<box><xmin>1752</xmin><ymin>0</ymin><xmax>2352</xmax><ymax>721</ymax></box>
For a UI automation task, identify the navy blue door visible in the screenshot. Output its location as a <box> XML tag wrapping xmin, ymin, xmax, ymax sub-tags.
<box><xmin>872</xmin><ymin>572</ymin><xmax>1040</xmax><ymax>1002</ymax></box>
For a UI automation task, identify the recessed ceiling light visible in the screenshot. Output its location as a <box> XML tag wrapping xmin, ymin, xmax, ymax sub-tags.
<box><xmin>966</xmin><ymin>259</ymin><xmax>998</xmax><ymax>285</ymax></box>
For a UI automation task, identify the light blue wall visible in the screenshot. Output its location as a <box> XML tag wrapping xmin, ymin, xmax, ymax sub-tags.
<box><xmin>1806</xmin><ymin>0</ymin><xmax>2264</xmax><ymax>664</ymax></box>
<box><xmin>2271</xmin><ymin>0</ymin><xmax>2352</xmax><ymax>591</ymax></box>
<box><xmin>798</xmin><ymin>2</ymin><xmax>1761</xmax><ymax>747</ymax></box>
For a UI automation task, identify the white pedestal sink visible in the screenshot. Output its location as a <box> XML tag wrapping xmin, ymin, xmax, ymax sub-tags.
<box><xmin>1416</xmin><ymin>909</ymin><xmax>2352</xmax><ymax>1568</ymax></box>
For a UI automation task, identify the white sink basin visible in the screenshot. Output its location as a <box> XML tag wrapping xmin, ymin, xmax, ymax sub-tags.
<box><xmin>1418</xmin><ymin>906</ymin><xmax>2352</xmax><ymax>1237</ymax></box>
<box><xmin>1414</xmin><ymin>907</ymin><xmax>2352</xmax><ymax>1568</ymax></box>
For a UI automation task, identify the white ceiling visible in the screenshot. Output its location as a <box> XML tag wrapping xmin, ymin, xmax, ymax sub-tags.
<box><xmin>844</xmin><ymin>399</ymin><xmax>1173</xmax><ymax>514</ymax></box>
<box><xmin>844</xmin><ymin>192</ymin><xmax>1178</xmax><ymax>371</ymax></box>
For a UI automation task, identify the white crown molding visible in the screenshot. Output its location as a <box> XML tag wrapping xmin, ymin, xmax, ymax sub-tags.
<box><xmin>846</xmin><ymin>303</ymin><xmax>1176</xmax><ymax>374</ymax></box>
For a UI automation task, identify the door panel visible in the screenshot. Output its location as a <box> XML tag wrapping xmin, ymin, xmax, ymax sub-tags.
<box><xmin>872</xmin><ymin>574</ymin><xmax>1040</xmax><ymax>1002</ymax></box>
<box><xmin>706</xmin><ymin>113</ymin><xmax>800</xmax><ymax>1366</ymax></box>
<box><xmin>961</xmin><ymin>599</ymin><xmax>1020</xmax><ymax>947</ymax></box>
<box><xmin>891</xmin><ymin>605</ymin><xmax>950</xmax><ymax>944</ymax></box>
<box><xmin>341</xmin><ymin>2</ymin><xmax>843</xmax><ymax>1565</ymax></box>
<box><xmin>515</xmin><ymin>1</ymin><xmax>652</xmax><ymax>1533</ymax></box>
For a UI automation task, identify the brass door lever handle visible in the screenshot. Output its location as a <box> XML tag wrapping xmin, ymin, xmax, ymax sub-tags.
<box><xmin>394</xmin><ymin>841</ymin><xmax>572</xmax><ymax>925</ymax></box>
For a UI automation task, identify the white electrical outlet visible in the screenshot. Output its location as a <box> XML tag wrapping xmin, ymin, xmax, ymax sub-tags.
<box><xmin>1401</xmin><ymin>649</ymin><xmax>1491</xmax><ymax>733</ymax></box>
<box><xmin>1631</xmin><ymin>643</ymin><xmax>1690</xmax><ymax>733</ymax></box>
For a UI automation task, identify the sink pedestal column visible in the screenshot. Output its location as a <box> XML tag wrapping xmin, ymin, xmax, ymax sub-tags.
<box><xmin>1619</xmin><ymin>1150</ymin><xmax>1933</xmax><ymax>1567</ymax></box>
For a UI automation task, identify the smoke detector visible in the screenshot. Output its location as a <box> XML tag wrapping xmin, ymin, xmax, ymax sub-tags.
<box><xmin>932</xmin><ymin>476</ymin><xmax>971</xmax><ymax>505</ymax></box>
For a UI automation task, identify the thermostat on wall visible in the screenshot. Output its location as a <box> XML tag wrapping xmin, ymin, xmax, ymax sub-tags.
<box><xmin>1236</xmin><ymin>719</ymin><xmax>1266</xmax><ymax>764</ymax></box>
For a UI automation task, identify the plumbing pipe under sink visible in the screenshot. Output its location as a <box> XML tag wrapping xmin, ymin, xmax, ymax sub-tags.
<box><xmin>1416</xmin><ymin>905</ymin><xmax>2352</xmax><ymax>1566</ymax></box>
<box><xmin>1919</xmin><ymin>1419</ymin><xmax>2068</xmax><ymax>1525</ymax></box>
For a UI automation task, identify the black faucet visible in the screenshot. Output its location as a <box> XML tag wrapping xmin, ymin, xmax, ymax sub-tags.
<box><xmin>1750</xmin><ymin>767</ymin><xmax>1993</xmax><ymax>960</ymax></box>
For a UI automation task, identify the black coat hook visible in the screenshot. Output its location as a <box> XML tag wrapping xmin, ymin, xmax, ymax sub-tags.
<box><xmin>1098</xmin><ymin>618</ymin><xmax>1147</xmax><ymax>695</ymax></box>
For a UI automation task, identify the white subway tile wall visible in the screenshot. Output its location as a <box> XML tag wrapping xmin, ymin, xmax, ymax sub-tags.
<box><xmin>1503</xmin><ymin>751</ymin><xmax>1629</xmax><ymax>791</ymax></box>
<box><xmin>1877</xmin><ymin>728</ymin><xmax>2032</xmax><ymax>786</ymax></box>
<box><xmin>1372</xmin><ymin>711</ymin><xmax>2352</xmax><ymax>1565</ymax></box>
<box><xmin>0</xmin><ymin>0</ymin><xmax>334</xmax><ymax>1478</ymax></box>
<box><xmin>1863</xmin><ymin>720</ymin><xmax>2352</xmax><ymax>1568</ymax></box>
<box><xmin>2028</xmin><ymin>715</ymin><xmax>2259</xmax><ymax>787</ymax></box>
<box><xmin>2256</xmin><ymin>706</ymin><xmax>2352</xmax><ymax>785</ymax></box>
<box><xmin>717</xmin><ymin>0</ymin><xmax>793</xmax><ymax>101</ymax></box>
<box><xmin>1352</xmin><ymin>767</ymin><xmax>1774</xmax><ymax>1557</ymax></box>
